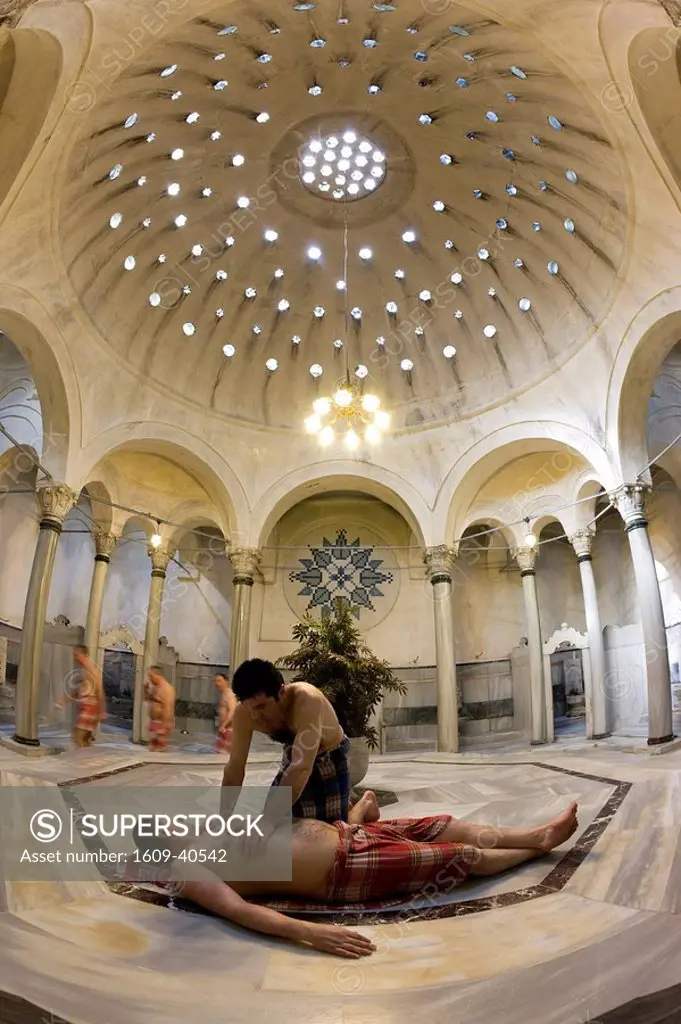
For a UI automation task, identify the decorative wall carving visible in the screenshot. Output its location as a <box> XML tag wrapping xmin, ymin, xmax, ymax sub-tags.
<box><xmin>288</xmin><ymin>528</ymin><xmax>395</xmax><ymax>621</ymax></box>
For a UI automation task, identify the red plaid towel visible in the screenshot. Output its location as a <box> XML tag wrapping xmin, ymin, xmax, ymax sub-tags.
<box><xmin>75</xmin><ymin>698</ymin><xmax>100</xmax><ymax>732</ymax></box>
<box><xmin>325</xmin><ymin>816</ymin><xmax>473</xmax><ymax>903</ymax></box>
<box><xmin>215</xmin><ymin>724</ymin><xmax>233</xmax><ymax>754</ymax></box>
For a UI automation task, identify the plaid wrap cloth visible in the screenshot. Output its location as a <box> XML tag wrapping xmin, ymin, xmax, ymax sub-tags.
<box><xmin>75</xmin><ymin>697</ymin><xmax>100</xmax><ymax>733</ymax></box>
<box><xmin>272</xmin><ymin>736</ymin><xmax>350</xmax><ymax>822</ymax></box>
<box><xmin>148</xmin><ymin>720</ymin><xmax>171</xmax><ymax>752</ymax></box>
<box><xmin>324</xmin><ymin>816</ymin><xmax>473</xmax><ymax>903</ymax></box>
<box><xmin>215</xmin><ymin>724</ymin><xmax>234</xmax><ymax>754</ymax></box>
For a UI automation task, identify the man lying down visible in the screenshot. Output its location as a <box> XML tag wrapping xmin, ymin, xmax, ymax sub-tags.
<box><xmin>135</xmin><ymin>800</ymin><xmax>579</xmax><ymax>959</ymax></box>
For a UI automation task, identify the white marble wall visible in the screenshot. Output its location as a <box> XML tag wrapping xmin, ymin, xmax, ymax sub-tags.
<box><xmin>603</xmin><ymin>623</ymin><xmax>648</xmax><ymax>732</ymax></box>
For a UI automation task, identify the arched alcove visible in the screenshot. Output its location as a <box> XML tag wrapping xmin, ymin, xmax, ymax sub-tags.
<box><xmin>0</xmin><ymin>311</ymin><xmax>70</xmax><ymax>479</ymax></box>
<box><xmin>629</xmin><ymin>27</ymin><xmax>681</xmax><ymax>193</ymax></box>
<box><xmin>0</xmin><ymin>27</ymin><xmax>62</xmax><ymax>211</ymax></box>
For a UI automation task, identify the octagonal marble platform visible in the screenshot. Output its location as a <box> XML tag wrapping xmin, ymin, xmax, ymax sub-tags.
<box><xmin>1</xmin><ymin>743</ymin><xmax>681</xmax><ymax>1023</ymax></box>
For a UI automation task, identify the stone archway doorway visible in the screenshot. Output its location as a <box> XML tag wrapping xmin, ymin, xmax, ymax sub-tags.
<box><xmin>550</xmin><ymin>645</ymin><xmax>586</xmax><ymax>734</ymax></box>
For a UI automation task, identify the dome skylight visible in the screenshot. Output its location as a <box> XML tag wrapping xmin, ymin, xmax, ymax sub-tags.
<box><xmin>74</xmin><ymin>10</ymin><xmax>626</xmax><ymax>437</ymax></box>
<box><xmin>299</xmin><ymin>130</ymin><xmax>387</xmax><ymax>201</ymax></box>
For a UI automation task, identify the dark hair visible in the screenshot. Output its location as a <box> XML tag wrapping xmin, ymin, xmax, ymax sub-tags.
<box><xmin>74</xmin><ymin>644</ymin><xmax>88</xmax><ymax>656</ymax></box>
<box><xmin>232</xmin><ymin>659</ymin><xmax>284</xmax><ymax>702</ymax></box>
<box><xmin>149</xmin><ymin>665</ymin><xmax>163</xmax><ymax>673</ymax></box>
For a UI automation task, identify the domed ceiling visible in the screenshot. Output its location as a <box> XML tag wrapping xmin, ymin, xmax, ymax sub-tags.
<box><xmin>61</xmin><ymin>0</ymin><xmax>628</xmax><ymax>432</ymax></box>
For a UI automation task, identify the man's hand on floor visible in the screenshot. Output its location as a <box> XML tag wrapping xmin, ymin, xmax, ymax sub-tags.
<box><xmin>306</xmin><ymin>923</ymin><xmax>376</xmax><ymax>958</ymax></box>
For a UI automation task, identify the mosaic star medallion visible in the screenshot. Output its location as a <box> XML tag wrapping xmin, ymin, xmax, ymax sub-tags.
<box><xmin>289</xmin><ymin>528</ymin><xmax>394</xmax><ymax>619</ymax></box>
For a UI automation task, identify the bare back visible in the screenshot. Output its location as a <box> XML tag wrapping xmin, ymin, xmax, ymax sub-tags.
<box><xmin>253</xmin><ymin>682</ymin><xmax>344</xmax><ymax>752</ymax></box>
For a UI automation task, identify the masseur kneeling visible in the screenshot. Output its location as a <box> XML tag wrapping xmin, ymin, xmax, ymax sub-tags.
<box><xmin>220</xmin><ymin>659</ymin><xmax>378</xmax><ymax>826</ymax></box>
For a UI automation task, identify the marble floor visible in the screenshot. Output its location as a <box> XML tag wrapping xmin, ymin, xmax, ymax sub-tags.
<box><xmin>1</xmin><ymin>740</ymin><xmax>681</xmax><ymax>1022</ymax></box>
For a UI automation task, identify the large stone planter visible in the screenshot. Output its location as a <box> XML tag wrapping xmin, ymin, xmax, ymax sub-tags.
<box><xmin>347</xmin><ymin>736</ymin><xmax>370</xmax><ymax>787</ymax></box>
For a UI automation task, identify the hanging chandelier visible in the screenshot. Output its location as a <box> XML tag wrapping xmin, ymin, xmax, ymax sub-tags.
<box><xmin>305</xmin><ymin>374</ymin><xmax>390</xmax><ymax>449</ymax></box>
<box><xmin>304</xmin><ymin>200</ymin><xmax>390</xmax><ymax>449</ymax></box>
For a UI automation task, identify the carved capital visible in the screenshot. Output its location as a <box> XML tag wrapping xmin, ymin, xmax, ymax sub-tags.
<box><xmin>512</xmin><ymin>546</ymin><xmax>538</xmax><ymax>573</ymax></box>
<box><xmin>609</xmin><ymin>483</ymin><xmax>650</xmax><ymax>528</ymax></box>
<box><xmin>570</xmin><ymin>528</ymin><xmax>595</xmax><ymax>560</ymax></box>
<box><xmin>94</xmin><ymin>531</ymin><xmax>118</xmax><ymax>560</ymax></box>
<box><xmin>149</xmin><ymin>546</ymin><xmax>171</xmax><ymax>574</ymax></box>
<box><xmin>424</xmin><ymin>545</ymin><xmax>457</xmax><ymax>583</ymax></box>
<box><xmin>37</xmin><ymin>484</ymin><xmax>77</xmax><ymax>526</ymax></box>
<box><xmin>229</xmin><ymin>547</ymin><xmax>262</xmax><ymax>583</ymax></box>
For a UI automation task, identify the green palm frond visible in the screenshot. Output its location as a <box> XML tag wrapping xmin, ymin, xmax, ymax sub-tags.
<box><xmin>277</xmin><ymin>601</ymin><xmax>406</xmax><ymax>749</ymax></box>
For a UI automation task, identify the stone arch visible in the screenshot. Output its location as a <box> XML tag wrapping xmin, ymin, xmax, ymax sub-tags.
<box><xmin>166</xmin><ymin>514</ymin><xmax>228</xmax><ymax>570</ymax></box>
<box><xmin>76</xmin><ymin>426</ymin><xmax>249</xmax><ymax>541</ymax></box>
<box><xmin>0</xmin><ymin>26</ymin><xmax>62</xmax><ymax>211</ymax></box>
<box><xmin>81</xmin><ymin>479</ymin><xmax>113</xmax><ymax>534</ymax></box>
<box><xmin>0</xmin><ymin>302</ymin><xmax>74</xmax><ymax>480</ymax></box>
<box><xmin>628</xmin><ymin>27</ymin><xmax>681</xmax><ymax>194</ymax></box>
<box><xmin>250</xmin><ymin>462</ymin><xmax>430</xmax><ymax>549</ymax></box>
<box><xmin>438</xmin><ymin>425</ymin><xmax>615</xmax><ymax>544</ymax></box>
<box><xmin>607</xmin><ymin>296</ymin><xmax>681</xmax><ymax>482</ymax></box>
<box><xmin>0</xmin><ymin>440</ymin><xmax>38</xmax><ymax>485</ymax></box>
<box><xmin>459</xmin><ymin>513</ymin><xmax>522</xmax><ymax>553</ymax></box>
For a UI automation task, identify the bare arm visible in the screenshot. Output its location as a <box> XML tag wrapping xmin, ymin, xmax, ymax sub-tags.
<box><xmin>220</xmin><ymin>705</ymin><xmax>254</xmax><ymax>816</ymax></box>
<box><xmin>165</xmin><ymin>687</ymin><xmax>176</xmax><ymax>730</ymax></box>
<box><xmin>220</xmin><ymin>689</ymin><xmax>237</xmax><ymax>730</ymax></box>
<box><xmin>274</xmin><ymin>693</ymin><xmax>324</xmax><ymax>807</ymax></box>
<box><xmin>180</xmin><ymin>871</ymin><xmax>375</xmax><ymax>959</ymax></box>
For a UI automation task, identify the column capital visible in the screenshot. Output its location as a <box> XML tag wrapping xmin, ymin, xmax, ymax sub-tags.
<box><xmin>94</xmin><ymin>531</ymin><xmax>118</xmax><ymax>561</ymax></box>
<box><xmin>570</xmin><ymin>527</ymin><xmax>595</xmax><ymax>560</ymax></box>
<box><xmin>37</xmin><ymin>484</ymin><xmax>78</xmax><ymax>527</ymax></box>
<box><xmin>608</xmin><ymin>483</ymin><xmax>651</xmax><ymax>530</ymax></box>
<box><xmin>230</xmin><ymin>546</ymin><xmax>262</xmax><ymax>584</ymax></box>
<box><xmin>512</xmin><ymin>546</ymin><xmax>538</xmax><ymax>574</ymax></box>
<box><xmin>424</xmin><ymin>544</ymin><xmax>458</xmax><ymax>583</ymax></box>
<box><xmin>149</xmin><ymin>546</ymin><xmax>171</xmax><ymax>574</ymax></box>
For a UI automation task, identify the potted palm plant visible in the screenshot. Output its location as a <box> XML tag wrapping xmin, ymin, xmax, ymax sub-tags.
<box><xmin>277</xmin><ymin>599</ymin><xmax>406</xmax><ymax>785</ymax></box>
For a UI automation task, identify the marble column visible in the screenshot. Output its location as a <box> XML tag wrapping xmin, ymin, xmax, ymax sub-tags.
<box><xmin>513</xmin><ymin>545</ymin><xmax>548</xmax><ymax>745</ymax></box>
<box><xmin>84</xmin><ymin>532</ymin><xmax>117</xmax><ymax>666</ymax></box>
<box><xmin>0</xmin><ymin>635</ymin><xmax>11</xmax><ymax>713</ymax></box>
<box><xmin>133</xmin><ymin>545</ymin><xmax>171</xmax><ymax>744</ymax></box>
<box><xmin>424</xmin><ymin>545</ymin><xmax>459</xmax><ymax>753</ymax></box>
<box><xmin>609</xmin><ymin>483</ymin><xmax>673</xmax><ymax>745</ymax></box>
<box><xmin>570</xmin><ymin>528</ymin><xmax>610</xmax><ymax>740</ymax></box>
<box><xmin>229</xmin><ymin>547</ymin><xmax>262</xmax><ymax>675</ymax></box>
<box><xmin>14</xmin><ymin>484</ymin><xmax>77</xmax><ymax>746</ymax></box>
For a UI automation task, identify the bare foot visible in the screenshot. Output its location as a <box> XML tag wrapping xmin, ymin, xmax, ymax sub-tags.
<box><xmin>349</xmin><ymin>790</ymin><xmax>381</xmax><ymax>825</ymax></box>
<box><xmin>533</xmin><ymin>801</ymin><xmax>579</xmax><ymax>852</ymax></box>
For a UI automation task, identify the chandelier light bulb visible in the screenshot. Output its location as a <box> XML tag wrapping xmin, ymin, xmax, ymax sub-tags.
<box><xmin>525</xmin><ymin>532</ymin><xmax>537</xmax><ymax>548</ymax></box>
<box><xmin>365</xmin><ymin>424</ymin><xmax>382</xmax><ymax>445</ymax></box>
<box><xmin>334</xmin><ymin>388</ymin><xmax>353</xmax><ymax>408</ymax></box>
<box><xmin>150</xmin><ymin>531</ymin><xmax>162</xmax><ymax>549</ymax></box>
<box><xmin>375</xmin><ymin>410</ymin><xmax>391</xmax><ymax>431</ymax></box>
<box><xmin>344</xmin><ymin>429</ymin><xmax>360</xmax><ymax>451</ymax></box>
<box><xmin>319</xmin><ymin>425</ymin><xmax>335</xmax><ymax>447</ymax></box>
<box><xmin>305</xmin><ymin>414</ymin><xmax>322</xmax><ymax>434</ymax></box>
<box><xmin>362</xmin><ymin>394</ymin><xmax>381</xmax><ymax>413</ymax></box>
<box><xmin>313</xmin><ymin>397</ymin><xmax>332</xmax><ymax>416</ymax></box>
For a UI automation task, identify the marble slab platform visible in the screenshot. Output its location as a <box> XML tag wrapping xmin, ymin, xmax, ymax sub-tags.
<box><xmin>0</xmin><ymin>747</ymin><xmax>680</xmax><ymax>1022</ymax></box>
